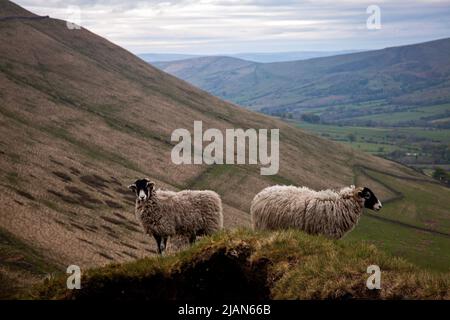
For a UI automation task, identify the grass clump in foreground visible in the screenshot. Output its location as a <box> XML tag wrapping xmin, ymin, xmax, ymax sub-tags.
<box><xmin>33</xmin><ymin>229</ymin><xmax>449</xmax><ymax>300</ymax></box>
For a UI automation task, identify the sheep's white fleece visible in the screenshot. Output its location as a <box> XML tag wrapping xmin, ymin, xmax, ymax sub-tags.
<box><xmin>135</xmin><ymin>189</ymin><xmax>223</xmax><ymax>238</ymax></box>
<box><xmin>250</xmin><ymin>185</ymin><xmax>364</xmax><ymax>239</ymax></box>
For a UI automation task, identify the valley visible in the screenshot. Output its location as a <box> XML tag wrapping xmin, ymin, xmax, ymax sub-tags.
<box><xmin>155</xmin><ymin>40</ymin><xmax>450</xmax><ymax>179</ymax></box>
<box><xmin>295</xmin><ymin>114</ymin><xmax>450</xmax><ymax>178</ymax></box>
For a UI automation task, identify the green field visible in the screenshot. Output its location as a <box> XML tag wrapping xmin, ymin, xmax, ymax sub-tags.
<box><xmin>297</xmin><ymin>122</ymin><xmax>450</xmax><ymax>144</ymax></box>
<box><xmin>344</xmin><ymin>168</ymin><xmax>450</xmax><ymax>272</ymax></box>
<box><xmin>295</xmin><ymin>121</ymin><xmax>450</xmax><ymax>167</ymax></box>
<box><xmin>294</xmin><ymin>102</ymin><xmax>450</xmax><ymax>126</ymax></box>
<box><xmin>342</xmin><ymin>103</ymin><xmax>449</xmax><ymax>124</ymax></box>
<box><xmin>346</xmin><ymin>215</ymin><xmax>450</xmax><ymax>272</ymax></box>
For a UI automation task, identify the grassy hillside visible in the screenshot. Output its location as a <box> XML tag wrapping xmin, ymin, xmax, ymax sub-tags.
<box><xmin>34</xmin><ymin>230</ymin><xmax>450</xmax><ymax>300</ymax></box>
<box><xmin>0</xmin><ymin>227</ymin><xmax>61</xmax><ymax>299</ymax></box>
<box><xmin>0</xmin><ymin>0</ymin><xmax>449</xmax><ymax>299</ymax></box>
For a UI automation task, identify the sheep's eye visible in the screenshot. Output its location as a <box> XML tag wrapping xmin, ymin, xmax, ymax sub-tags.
<box><xmin>364</xmin><ymin>193</ymin><xmax>371</xmax><ymax>200</ymax></box>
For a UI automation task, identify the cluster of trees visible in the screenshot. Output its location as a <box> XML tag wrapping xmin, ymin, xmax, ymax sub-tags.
<box><xmin>421</xmin><ymin>144</ymin><xmax>450</xmax><ymax>163</ymax></box>
<box><xmin>267</xmin><ymin>110</ymin><xmax>294</xmax><ymax>119</ymax></box>
<box><xmin>275</xmin><ymin>112</ymin><xmax>321</xmax><ymax>123</ymax></box>
<box><xmin>300</xmin><ymin>113</ymin><xmax>321</xmax><ymax>124</ymax></box>
<box><xmin>386</xmin><ymin>144</ymin><xmax>450</xmax><ymax>165</ymax></box>
<box><xmin>433</xmin><ymin>168</ymin><xmax>450</xmax><ymax>185</ymax></box>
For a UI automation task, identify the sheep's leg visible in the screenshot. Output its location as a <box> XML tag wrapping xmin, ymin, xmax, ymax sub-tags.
<box><xmin>162</xmin><ymin>237</ymin><xmax>168</xmax><ymax>253</ymax></box>
<box><xmin>189</xmin><ymin>234</ymin><xmax>196</xmax><ymax>244</ymax></box>
<box><xmin>153</xmin><ymin>234</ymin><xmax>163</xmax><ymax>254</ymax></box>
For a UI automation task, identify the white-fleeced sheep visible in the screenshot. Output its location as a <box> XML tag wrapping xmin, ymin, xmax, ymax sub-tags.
<box><xmin>129</xmin><ymin>178</ymin><xmax>223</xmax><ymax>254</ymax></box>
<box><xmin>250</xmin><ymin>185</ymin><xmax>382</xmax><ymax>239</ymax></box>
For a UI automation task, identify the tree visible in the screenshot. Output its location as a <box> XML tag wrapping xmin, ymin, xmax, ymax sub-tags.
<box><xmin>347</xmin><ymin>133</ymin><xmax>356</xmax><ymax>143</ymax></box>
<box><xmin>300</xmin><ymin>113</ymin><xmax>320</xmax><ymax>124</ymax></box>
<box><xmin>433</xmin><ymin>167</ymin><xmax>448</xmax><ymax>181</ymax></box>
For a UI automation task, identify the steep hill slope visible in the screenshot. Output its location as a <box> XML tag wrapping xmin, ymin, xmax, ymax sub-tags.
<box><xmin>155</xmin><ymin>56</ymin><xmax>258</xmax><ymax>103</ymax></box>
<box><xmin>0</xmin><ymin>0</ymin><xmax>449</xmax><ymax>298</ymax></box>
<box><xmin>155</xmin><ymin>38</ymin><xmax>450</xmax><ymax>112</ymax></box>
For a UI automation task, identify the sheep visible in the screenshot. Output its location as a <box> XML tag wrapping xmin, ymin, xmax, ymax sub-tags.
<box><xmin>128</xmin><ymin>178</ymin><xmax>223</xmax><ymax>254</ymax></box>
<box><xmin>250</xmin><ymin>185</ymin><xmax>382</xmax><ymax>239</ymax></box>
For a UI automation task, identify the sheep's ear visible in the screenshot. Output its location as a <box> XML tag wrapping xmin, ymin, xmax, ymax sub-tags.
<box><xmin>128</xmin><ymin>184</ymin><xmax>136</xmax><ymax>192</ymax></box>
<box><xmin>358</xmin><ymin>187</ymin><xmax>370</xmax><ymax>199</ymax></box>
<box><xmin>363</xmin><ymin>187</ymin><xmax>372</xmax><ymax>199</ymax></box>
<box><xmin>356</xmin><ymin>187</ymin><xmax>364</xmax><ymax>198</ymax></box>
<box><xmin>147</xmin><ymin>181</ymin><xmax>155</xmax><ymax>190</ymax></box>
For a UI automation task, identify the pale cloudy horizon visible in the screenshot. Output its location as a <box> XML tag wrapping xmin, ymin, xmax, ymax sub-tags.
<box><xmin>13</xmin><ymin>0</ymin><xmax>450</xmax><ymax>55</ymax></box>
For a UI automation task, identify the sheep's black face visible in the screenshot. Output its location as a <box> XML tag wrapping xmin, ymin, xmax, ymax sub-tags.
<box><xmin>128</xmin><ymin>178</ymin><xmax>154</xmax><ymax>202</ymax></box>
<box><xmin>359</xmin><ymin>187</ymin><xmax>382</xmax><ymax>211</ymax></box>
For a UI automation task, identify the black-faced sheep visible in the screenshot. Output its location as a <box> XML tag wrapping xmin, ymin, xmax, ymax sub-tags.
<box><xmin>250</xmin><ymin>185</ymin><xmax>382</xmax><ymax>239</ymax></box>
<box><xmin>128</xmin><ymin>178</ymin><xmax>223</xmax><ymax>254</ymax></box>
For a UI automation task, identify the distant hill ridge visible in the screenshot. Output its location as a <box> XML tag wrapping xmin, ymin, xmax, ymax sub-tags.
<box><xmin>155</xmin><ymin>37</ymin><xmax>450</xmax><ymax>113</ymax></box>
<box><xmin>139</xmin><ymin>50</ymin><xmax>361</xmax><ymax>63</ymax></box>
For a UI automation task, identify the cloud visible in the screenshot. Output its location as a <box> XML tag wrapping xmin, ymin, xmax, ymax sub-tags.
<box><xmin>14</xmin><ymin>0</ymin><xmax>450</xmax><ymax>53</ymax></box>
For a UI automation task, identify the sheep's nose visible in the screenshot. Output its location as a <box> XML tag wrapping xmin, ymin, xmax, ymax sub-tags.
<box><xmin>374</xmin><ymin>201</ymin><xmax>382</xmax><ymax>211</ymax></box>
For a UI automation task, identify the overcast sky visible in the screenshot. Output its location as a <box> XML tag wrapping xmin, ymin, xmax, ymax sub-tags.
<box><xmin>14</xmin><ymin>0</ymin><xmax>450</xmax><ymax>54</ymax></box>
